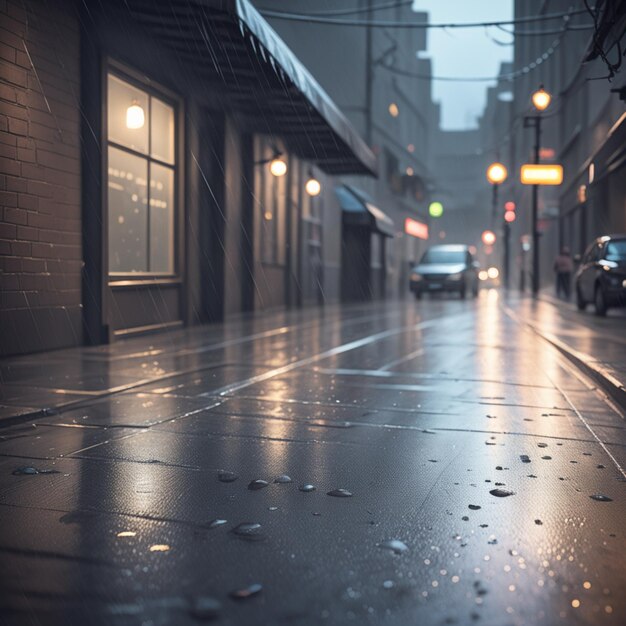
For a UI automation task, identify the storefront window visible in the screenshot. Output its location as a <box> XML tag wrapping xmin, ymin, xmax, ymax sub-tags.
<box><xmin>107</xmin><ymin>72</ymin><xmax>176</xmax><ymax>275</ymax></box>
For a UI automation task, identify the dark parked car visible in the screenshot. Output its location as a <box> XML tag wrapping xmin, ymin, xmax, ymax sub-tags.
<box><xmin>575</xmin><ymin>234</ymin><xmax>626</xmax><ymax>315</ymax></box>
<box><xmin>409</xmin><ymin>244</ymin><xmax>479</xmax><ymax>299</ymax></box>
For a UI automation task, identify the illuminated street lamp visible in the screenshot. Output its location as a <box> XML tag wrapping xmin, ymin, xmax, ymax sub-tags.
<box><xmin>486</xmin><ymin>163</ymin><xmax>508</xmax><ymax>185</ymax></box>
<box><xmin>531</xmin><ymin>86</ymin><xmax>551</xmax><ymax>111</ymax></box>
<box><xmin>524</xmin><ymin>84</ymin><xmax>552</xmax><ymax>296</ymax></box>
<box><xmin>482</xmin><ymin>230</ymin><xmax>496</xmax><ymax>246</ymax></box>
<box><xmin>486</xmin><ymin>163</ymin><xmax>509</xmax><ymax>288</ymax></box>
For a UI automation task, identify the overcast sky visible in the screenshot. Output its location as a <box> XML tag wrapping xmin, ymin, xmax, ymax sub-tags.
<box><xmin>412</xmin><ymin>0</ymin><xmax>513</xmax><ymax>131</ymax></box>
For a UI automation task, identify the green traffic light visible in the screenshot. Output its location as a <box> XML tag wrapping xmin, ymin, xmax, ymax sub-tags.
<box><xmin>429</xmin><ymin>201</ymin><xmax>443</xmax><ymax>218</ymax></box>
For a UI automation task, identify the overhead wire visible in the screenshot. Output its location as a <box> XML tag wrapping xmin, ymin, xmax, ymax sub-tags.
<box><xmin>257</xmin><ymin>0</ymin><xmax>414</xmax><ymax>18</ymax></box>
<box><xmin>380</xmin><ymin>34</ymin><xmax>563</xmax><ymax>82</ymax></box>
<box><xmin>258</xmin><ymin>7</ymin><xmax>594</xmax><ymax>29</ymax></box>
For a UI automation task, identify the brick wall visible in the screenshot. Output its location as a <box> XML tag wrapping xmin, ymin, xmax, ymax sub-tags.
<box><xmin>0</xmin><ymin>0</ymin><xmax>82</xmax><ymax>356</ymax></box>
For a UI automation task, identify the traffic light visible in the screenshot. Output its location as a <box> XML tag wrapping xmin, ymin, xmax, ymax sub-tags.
<box><xmin>504</xmin><ymin>210</ymin><xmax>516</xmax><ymax>223</ymax></box>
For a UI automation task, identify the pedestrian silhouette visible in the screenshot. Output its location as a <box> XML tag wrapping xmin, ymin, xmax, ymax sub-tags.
<box><xmin>553</xmin><ymin>246</ymin><xmax>573</xmax><ymax>299</ymax></box>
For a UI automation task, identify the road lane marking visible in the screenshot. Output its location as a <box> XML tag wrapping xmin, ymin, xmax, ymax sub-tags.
<box><xmin>377</xmin><ymin>347</ymin><xmax>425</xmax><ymax>371</ymax></box>
<box><xmin>203</xmin><ymin>319</ymin><xmax>443</xmax><ymax>397</ymax></box>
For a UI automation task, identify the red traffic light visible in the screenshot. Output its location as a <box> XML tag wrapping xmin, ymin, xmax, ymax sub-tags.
<box><xmin>504</xmin><ymin>201</ymin><xmax>516</xmax><ymax>212</ymax></box>
<box><xmin>504</xmin><ymin>210</ymin><xmax>516</xmax><ymax>223</ymax></box>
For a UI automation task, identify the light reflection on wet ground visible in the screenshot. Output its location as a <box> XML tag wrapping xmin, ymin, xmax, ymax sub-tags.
<box><xmin>0</xmin><ymin>294</ymin><xmax>624</xmax><ymax>625</ymax></box>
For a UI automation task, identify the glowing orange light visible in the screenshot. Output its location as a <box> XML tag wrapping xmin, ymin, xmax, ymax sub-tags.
<box><xmin>404</xmin><ymin>218</ymin><xmax>428</xmax><ymax>240</ymax></box>
<box><xmin>504</xmin><ymin>210</ymin><xmax>516</xmax><ymax>223</ymax></box>
<box><xmin>482</xmin><ymin>230</ymin><xmax>496</xmax><ymax>246</ymax></box>
<box><xmin>504</xmin><ymin>201</ymin><xmax>516</xmax><ymax>212</ymax></box>
<box><xmin>520</xmin><ymin>164</ymin><xmax>563</xmax><ymax>185</ymax></box>
<box><xmin>532</xmin><ymin>87</ymin><xmax>551</xmax><ymax>111</ymax></box>
<box><xmin>486</xmin><ymin>163</ymin><xmax>508</xmax><ymax>184</ymax></box>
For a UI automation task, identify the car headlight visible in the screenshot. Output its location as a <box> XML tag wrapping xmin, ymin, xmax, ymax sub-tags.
<box><xmin>448</xmin><ymin>272</ymin><xmax>462</xmax><ymax>281</ymax></box>
<box><xmin>410</xmin><ymin>273</ymin><xmax>423</xmax><ymax>282</ymax></box>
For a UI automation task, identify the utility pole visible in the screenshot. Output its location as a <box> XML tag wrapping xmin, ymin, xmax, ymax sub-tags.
<box><xmin>531</xmin><ymin>115</ymin><xmax>541</xmax><ymax>296</ymax></box>
<box><xmin>364</xmin><ymin>0</ymin><xmax>373</xmax><ymax>145</ymax></box>
<box><xmin>524</xmin><ymin>85</ymin><xmax>551</xmax><ymax>297</ymax></box>
<box><xmin>503</xmin><ymin>219</ymin><xmax>510</xmax><ymax>290</ymax></box>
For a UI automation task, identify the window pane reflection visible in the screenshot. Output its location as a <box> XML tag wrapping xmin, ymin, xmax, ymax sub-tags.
<box><xmin>151</xmin><ymin>99</ymin><xmax>175</xmax><ymax>164</ymax></box>
<box><xmin>108</xmin><ymin>147</ymin><xmax>148</xmax><ymax>273</ymax></box>
<box><xmin>149</xmin><ymin>163</ymin><xmax>174</xmax><ymax>273</ymax></box>
<box><xmin>107</xmin><ymin>74</ymin><xmax>149</xmax><ymax>154</ymax></box>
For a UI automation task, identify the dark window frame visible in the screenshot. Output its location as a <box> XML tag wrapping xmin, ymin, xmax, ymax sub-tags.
<box><xmin>104</xmin><ymin>59</ymin><xmax>183</xmax><ymax>284</ymax></box>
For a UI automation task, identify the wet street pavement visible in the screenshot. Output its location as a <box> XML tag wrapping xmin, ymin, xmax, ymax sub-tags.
<box><xmin>0</xmin><ymin>293</ymin><xmax>625</xmax><ymax>626</ymax></box>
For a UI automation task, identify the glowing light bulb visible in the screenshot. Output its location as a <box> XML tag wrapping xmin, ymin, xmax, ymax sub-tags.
<box><xmin>126</xmin><ymin>102</ymin><xmax>145</xmax><ymax>129</ymax></box>
<box><xmin>305</xmin><ymin>178</ymin><xmax>321</xmax><ymax>196</ymax></box>
<box><xmin>532</xmin><ymin>87</ymin><xmax>551</xmax><ymax>111</ymax></box>
<box><xmin>486</xmin><ymin>162</ymin><xmax>508</xmax><ymax>184</ymax></box>
<box><xmin>270</xmin><ymin>158</ymin><xmax>287</xmax><ymax>177</ymax></box>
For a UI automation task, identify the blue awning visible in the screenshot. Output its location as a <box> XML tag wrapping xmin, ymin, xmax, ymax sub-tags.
<box><xmin>336</xmin><ymin>185</ymin><xmax>395</xmax><ymax>237</ymax></box>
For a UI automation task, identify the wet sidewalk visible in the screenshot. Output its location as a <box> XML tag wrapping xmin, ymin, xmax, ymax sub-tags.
<box><xmin>0</xmin><ymin>295</ymin><xmax>624</xmax><ymax>625</ymax></box>
<box><xmin>506</xmin><ymin>292</ymin><xmax>626</xmax><ymax>408</ymax></box>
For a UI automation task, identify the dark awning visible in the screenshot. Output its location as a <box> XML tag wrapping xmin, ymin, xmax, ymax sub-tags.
<box><xmin>336</xmin><ymin>185</ymin><xmax>395</xmax><ymax>238</ymax></box>
<box><xmin>120</xmin><ymin>0</ymin><xmax>377</xmax><ymax>176</ymax></box>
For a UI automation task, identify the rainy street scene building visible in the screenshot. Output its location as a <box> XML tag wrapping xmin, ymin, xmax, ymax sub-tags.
<box><xmin>0</xmin><ymin>1</ymin><xmax>625</xmax><ymax>625</ymax></box>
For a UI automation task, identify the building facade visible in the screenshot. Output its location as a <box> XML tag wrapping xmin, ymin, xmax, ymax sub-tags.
<box><xmin>258</xmin><ymin>0</ymin><xmax>437</xmax><ymax>300</ymax></box>
<box><xmin>0</xmin><ymin>0</ymin><xmax>376</xmax><ymax>355</ymax></box>
<box><xmin>509</xmin><ymin>0</ymin><xmax>626</xmax><ymax>290</ymax></box>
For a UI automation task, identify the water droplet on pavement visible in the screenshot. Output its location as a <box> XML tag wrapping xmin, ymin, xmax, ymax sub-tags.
<box><xmin>217</xmin><ymin>470</ymin><xmax>238</xmax><ymax>483</ymax></box>
<box><xmin>490</xmin><ymin>488</ymin><xmax>515</xmax><ymax>497</ymax></box>
<box><xmin>520</xmin><ymin>455</ymin><xmax>531</xmax><ymax>463</ymax></box>
<box><xmin>230</xmin><ymin>583</ymin><xmax>262</xmax><ymax>599</ymax></box>
<box><xmin>327</xmin><ymin>489</ymin><xmax>352</xmax><ymax>497</ymax></box>
<box><xmin>231</xmin><ymin>522</ymin><xmax>262</xmax><ymax>535</ymax></box>
<box><xmin>274</xmin><ymin>475</ymin><xmax>292</xmax><ymax>484</ymax></box>
<box><xmin>205</xmin><ymin>519</ymin><xmax>227</xmax><ymax>529</ymax></box>
<box><xmin>248</xmin><ymin>479</ymin><xmax>269</xmax><ymax>490</ymax></box>
<box><xmin>299</xmin><ymin>484</ymin><xmax>316</xmax><ymax>492</ymax></box>
<box><xmin>189</xmin><ymin>596</ymin><xmax>221</xmax><ymax>620</ymax></box>
<box><xmin>468</xmin><ymin>505</ymin><xmax>481</xmax><ymax>510</ymax></box>
<box><xmin>378</xmin><ymin>539</ymin><xmax>409</xmax><ymax>554</ymax></box>
<box><xmin>590</xmin><ymin>494</ymin><xmax>613</xmax><ymax>502</ymax></box>
<box><xmin>12</xmin><ymin>466</ymin><xmax>59</xmax><ymax>475</ymax></box>
<box><xmin>149</xmin><ymin>544</ymin><xmax>170</xmax><ymax>552</ymax></box>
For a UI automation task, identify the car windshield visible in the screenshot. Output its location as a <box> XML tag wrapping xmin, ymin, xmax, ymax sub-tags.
<box><xmin>420</xmin><ymin>249</ymin><xmax>465</xmax><ymax>264</ymax></box>
<box><xmin>605</xmin><ymin>240</ymin><xmax>626</xmax><ymax>261</ymax></box>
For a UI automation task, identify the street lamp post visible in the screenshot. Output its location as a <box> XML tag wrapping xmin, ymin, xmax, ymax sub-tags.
<box><xmin>486</xmin><ymin>162</ymin><xmax>508</xmax><ymax>288</ymax></box>
<box><xmin>524</xmin><ymin>86</ymin><xmax>551</xmax><ymax>296</ymax></box>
